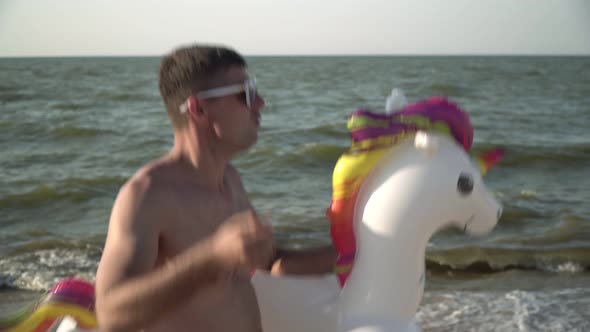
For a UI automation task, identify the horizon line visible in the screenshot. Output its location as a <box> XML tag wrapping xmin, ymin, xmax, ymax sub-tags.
<box><xmin>1</xmin><ymin>52</ymin><xmax>589</xmax><ymax>59</ymax></box>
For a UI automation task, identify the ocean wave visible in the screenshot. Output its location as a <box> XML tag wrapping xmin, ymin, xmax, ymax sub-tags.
<box><xmin>513</xmin><ymin>215</ymin><xmax>589</xmax><ymax>246</ymax></box>
<box><xmin>521</xmin><ymin>68</ymin><xmax>548</xmax><ymax>78</ymax></box>
<box><xmin>297</xmin><ymin>143</ymin><xmax>346</xmax><ymax>164</ymax></box>
<box><xmin>0</xmin><ymin>91</ymin><xmax>36</xmax><ymax>103</ymax></box>
<box><xmin>240</xmin><ymin>142</ymin><xmax>344</xmax><ymax>170</ymax></box>
<box><xmin>0</xmin><ymin>176</ymin><xmax>125</xmax><ymax>209</ymax></box>
<box><xmin>300</xmin><ymin>123</ymin><xmax>347</xmax><ymax>139</ymax></box>
<box><xmin>2</xmin><ymin>242</ymin><xmax>589</xmax><ymax>293</ymax></box>
<box><xmin>0</xmin><ymin>83</ymin><xmax>18</xmax><ymax>93</ymax></box>
<box><xmin>0</xmin><ymin>185</ymin><xmax>88</xmax><ymax>209</ymax></box>
<box><xmin>261</xmin><ymin>129</ymin><xmax>590</xmax><ymax>171</ymax></box>
<box><xmin>498</xmin><ymin>204</ymin><xmax>545</xmax><ymax>224</ymax></box>
<box><xmin>51</xmin><ymin>124</ymin><xmax>115</xmax><ymax>139</ymax></box>
<box><xmin>474</xmin><ymin>143</ymin><xmax>590</xmax><ymax>169</ymax></box>
<box><xmin>429</xmin><ymin>83</ymin><xmax>467</xmax><ymax>97</ymax></box>
<box><xmin>95</xmin><ymin>90</ymin><xmax>154</xmax><ymax>102</ymax></box>
<box><xmin>267</xmin><ymin>144</ymin><xmax>342</xmax><ymax>169</ymax></box>
<box><xmin>425</xmin><ymin>245</ymin><xmax>590</xmax><ymax>274</ymax></box>
<box><xmin>262</xmin><ymin>122</ymin><xmax>347</xmax><ymax>139</ymax></box>
<box><xmin>518</xmin><ymin>190</ymin><xmax>538</xmax><ymax>200</ymax></box>
<box><xmin>48</xmin><ymin>101</ymin><xmax>93</xmax><ymax>111</ymax></box>
<box><xmin>7</xmin><ymin>239</ymin><xmax>101</xmax><ymax>256</ymax></box>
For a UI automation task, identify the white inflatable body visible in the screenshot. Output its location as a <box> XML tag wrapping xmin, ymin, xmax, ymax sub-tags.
<box><xmin>252</xmin><ymin>131</ymin><xmax>502</xmax><ymax>332</ymax></box>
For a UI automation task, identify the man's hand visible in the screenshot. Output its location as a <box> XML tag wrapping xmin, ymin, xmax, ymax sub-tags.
<box><xmin>270</xmin><ymin>245</ymin><xmax>337</xmax><ymax>276</ymax></box>
<box><xmin>210</xmin><ymin>209</ymin><xmax>275</xmax><ymax>276</ymax></box>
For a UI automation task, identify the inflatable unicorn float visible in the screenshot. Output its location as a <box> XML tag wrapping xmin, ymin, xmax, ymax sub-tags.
<box><xmin>1</xmin><ymin>89</ymin><xmax>504</xmax><ymax>332</ymax></box>
<box><xmin>252</xmin><ymin>89</ymin><xmax>503</xmax><ymax>332</ymax></box>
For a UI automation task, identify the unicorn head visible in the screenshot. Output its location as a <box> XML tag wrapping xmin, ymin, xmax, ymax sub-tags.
<box><xmin>336</xmin><ymin>129</ymin><xmax>502</xmax><ymax>330</ymax></box>
<box><xmin>328</xmin><ymin>96</ymin><xmax>480</xmax><ymax>285</ymax></box>
<box><xmin>327</xmin><ymin>95</ymin><xmax>502</xmax><ymax>328</ymax></box>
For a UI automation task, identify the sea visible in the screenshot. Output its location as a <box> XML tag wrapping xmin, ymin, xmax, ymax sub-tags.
<box><xmin>0</xmin><ymin>56</ymin><xmax>589</xmax><ymax>331</ymax></box>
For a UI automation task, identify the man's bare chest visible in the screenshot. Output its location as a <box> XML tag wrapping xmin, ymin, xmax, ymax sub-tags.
<box><xmin>159</xmin><ymin>190</ymin><xmax>250</xmax><ymax>257</ymax></box>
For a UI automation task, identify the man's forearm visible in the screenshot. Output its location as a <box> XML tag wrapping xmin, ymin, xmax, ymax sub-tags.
<box><xmin>271</xmin><ymin>245</ymin><xmax>337</xmax><ymax>275</ymax></box>
<box><xmin>96</xmin><ymin>241</ymin><xmax>221</xmax><ymax>332</ymax></box>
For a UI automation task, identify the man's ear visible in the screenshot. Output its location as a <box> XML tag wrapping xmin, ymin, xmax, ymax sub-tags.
<box><xmin>185</xmin><ymin>96</ymin><xmax>205</xmax><ymax>120</ymax></box>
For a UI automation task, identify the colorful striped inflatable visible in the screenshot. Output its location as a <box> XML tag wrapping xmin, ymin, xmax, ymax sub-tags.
<box><xmin>0</xmin><ymin>279</ymin><xmax>96</xmax><ymax>332</ymax></box>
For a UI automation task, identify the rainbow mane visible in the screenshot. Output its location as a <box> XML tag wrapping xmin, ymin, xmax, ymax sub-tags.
<box><xmin>327</xmin><ymin>97</ymin><xmax>474</xmax><ymax>286</ymax></box>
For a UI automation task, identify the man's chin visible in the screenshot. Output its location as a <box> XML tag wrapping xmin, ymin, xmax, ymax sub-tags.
<box><xmin>236</xmin><ymin>133</ymin><xmax>258</xmax><ymax>152</ymax></box>
<box><xmin>246</xmin><ymin>135</ymin><xmax>258</xmax><ymax>149</ymax></box>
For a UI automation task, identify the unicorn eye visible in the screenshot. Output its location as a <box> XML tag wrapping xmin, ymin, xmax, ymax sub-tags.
<box><xmin>457</xmin><ymin>173</ymin><xmax>474</xmax><ymax>195</ymax></box>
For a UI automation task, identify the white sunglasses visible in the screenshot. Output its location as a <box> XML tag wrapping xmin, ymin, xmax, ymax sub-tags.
<box><xmin>179</xmin><ymin>78</ymin><xmax>258</xmax><ymax>114</ymax></box>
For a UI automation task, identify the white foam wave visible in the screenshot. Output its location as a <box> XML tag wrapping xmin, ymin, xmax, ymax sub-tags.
<box><xmin>417</xmin><ymin>288</ymin><xmax>590</xmax><ymax>331</ymax></box>
<box><xmin>519</xmin><ymin>190</ymin><xmax>538</xmax><ymax>199</ymax></box>
<box><xmin>0</xmin><ymin>249</ymin><xmax>98</xmax><ymax>291</ymax></box>
<box><xmin>537</xmin><ymin>261</ymin><xmax>585</xmax><ymax>274</ymax></box>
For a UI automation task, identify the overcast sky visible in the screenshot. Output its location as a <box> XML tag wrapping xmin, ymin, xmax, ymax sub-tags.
<box><xmin>1</xmin><ymin>0</ymin><xmax>589</xmax><ymax>57</ymax></box>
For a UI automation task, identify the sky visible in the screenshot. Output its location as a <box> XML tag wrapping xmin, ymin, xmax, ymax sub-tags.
<box><xmin>0</xmin><ymin>0</ymin><xmax>589</xmax><ymax>57</ymax></box>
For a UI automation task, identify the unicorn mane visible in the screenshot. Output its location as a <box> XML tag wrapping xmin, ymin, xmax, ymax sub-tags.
<box><xmin>327</xmin><ymin>96</ymin><xmax>473</xmax><ymax>286</ymax></box>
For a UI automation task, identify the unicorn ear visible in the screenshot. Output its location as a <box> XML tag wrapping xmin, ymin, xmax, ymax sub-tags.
<box><xmin>414</xmin><ymin>131</ymin><xmax>439</xmax><ymax>155</ymax></box>
<box><xmin>475</xmin><ymin>148</ymin><xmax>505</xmax><ymax>176</ymax></box>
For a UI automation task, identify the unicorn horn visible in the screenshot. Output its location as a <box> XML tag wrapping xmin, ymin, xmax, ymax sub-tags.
<box><xmin>476</xmin><ymin>148</ymin><xmax>505</xmax><ymax>176</ymax></box>
<box><xmin>385</xmin><ymin>88</ymin><xmax>407</xmax><ymax>114</ymax></box>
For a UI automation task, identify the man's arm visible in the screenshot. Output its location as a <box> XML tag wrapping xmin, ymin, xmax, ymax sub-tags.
<box><xmin>94</xmin><ymin>179</ymin><xmax>221</xmax><ymax>332</ymax></box>
<box><xmin>226</xmin><ymin>165</ymin><xmax>333</xmax><ymax>276</ymax></box>
<box><xmin>270</xmin><ymin>244</ymin><xmax>337</xmax><ymax>276</ymax></box>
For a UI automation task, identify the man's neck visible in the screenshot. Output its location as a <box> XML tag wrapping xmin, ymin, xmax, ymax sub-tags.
<box><xmin>169</xmin><ymin>132</ymin><xmax>231</xmax><ymax>193</ymax></box>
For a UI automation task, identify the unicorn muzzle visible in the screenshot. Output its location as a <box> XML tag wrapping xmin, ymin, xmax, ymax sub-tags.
<box><xmin>464</xmin><ymin>194</ymin><xmax>502</xmax><ymax>236</ymax></box>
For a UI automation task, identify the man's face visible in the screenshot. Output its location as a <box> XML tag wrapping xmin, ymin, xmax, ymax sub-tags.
<box><xmin>199</xmin><ymin>66</ymin><xmax>265</xmax><ymax>152</ymax></box>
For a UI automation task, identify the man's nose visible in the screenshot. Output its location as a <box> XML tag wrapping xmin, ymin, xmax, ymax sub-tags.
<box><xmin>253</xmin><ymin>94</ymin><xmax>265</xmax><ymax>110</ymax></box>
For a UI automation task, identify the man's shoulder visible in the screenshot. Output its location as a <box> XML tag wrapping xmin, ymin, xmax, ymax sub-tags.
<box><xmin>123</xmin><ymin>163</ymin><xmax>164</xmax><ymax>195</ymax></box>
<box><xmin>116</xmin><ymin>159</ymin><xmax>176</xmax><ymax>209</ymax></box>
<box><xmin>108</xmin><ymin>161</ymin><xmax>177</xmax><ymax>231</ymax></box>
<box><xmin>131</xmin><ymin>156</ymin><xmax>183</xmax><ymax>187</ymax></box>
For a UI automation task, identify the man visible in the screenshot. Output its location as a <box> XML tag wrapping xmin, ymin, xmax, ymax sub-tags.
<box><xmin>95</xmin><ymin>45</ymin><xmax>336</xmax><ymax>332</ymax></box>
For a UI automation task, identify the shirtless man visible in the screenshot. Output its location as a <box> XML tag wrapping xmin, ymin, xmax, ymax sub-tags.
<box><xmin>95</xmin><ymin>45</ymin><xmax>336</xmax><ymax>332</ymax></box>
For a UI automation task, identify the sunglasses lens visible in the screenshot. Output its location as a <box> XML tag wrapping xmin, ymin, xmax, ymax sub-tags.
<box><xmin>247</xmin><ymin>80</ymin><xmax>257</xmax><ymax>109</ymax></box>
